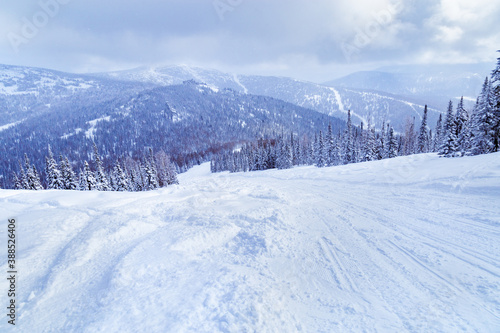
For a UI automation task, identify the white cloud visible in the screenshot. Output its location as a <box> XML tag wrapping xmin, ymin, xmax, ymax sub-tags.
<box><xmin>434</xmin><ymin>25</ymin><xmax>463</xmax><ymax>43</ymax></box>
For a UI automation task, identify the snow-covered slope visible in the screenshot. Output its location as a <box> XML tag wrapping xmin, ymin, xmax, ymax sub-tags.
<box><xmin>0</xmin><ymin>64</ymin><xmax>152</xmax><ymax>126</ymax></box>
<box><xmin>1</xmin><ymin>152</ymin><xmax>499</xmax><ymax>332</ymax></box>
<box><xmin>326</xmin><ymin>63</ymin><xmax>493</xmax><ymax>110</ymax></box>
<box><xmin>99</xmin><ymin>65</ymin><xmax>447</xmax><ymax>131</ymax></box>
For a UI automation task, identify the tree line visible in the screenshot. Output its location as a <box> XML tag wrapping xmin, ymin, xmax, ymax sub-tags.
<box><xmin>212</xmin><ymin>54</ymin><xmax>500</xmax><ymax>173</ymax></box>
<box><xmin>12</xmin><ymin>143</ymin><xmax>178</xmax><ymax>191</ymax></box>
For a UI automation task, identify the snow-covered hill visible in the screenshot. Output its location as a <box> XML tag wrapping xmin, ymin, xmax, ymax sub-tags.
<box><xmin>326</xmin><ymin>63</ymin><xmax>493</xmax><ymax>110</ymax></box>
<box><xmin>1</xmin><ymin>153</ymin><xmax>499</xmax><ymax>332</ymax></box>
<box><xmin>1</xmin><ymin>63</ymin><xmax>486</xmax><ymax>134</ymax></box>
<box><xmin>0</xmin><ymin>64</ymin><xmax>151</xmax><ymax>126</ymax></box>
<box><xmin>98</xmin><ymin>65</ymin><xmax>445</xmax><ymax>131</ymax></box>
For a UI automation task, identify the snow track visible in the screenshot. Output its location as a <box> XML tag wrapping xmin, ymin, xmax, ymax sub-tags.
<box><xmin>1</xmin><ymin>153</ymin><xmax>499</xmax><ymax>332</ymax></box>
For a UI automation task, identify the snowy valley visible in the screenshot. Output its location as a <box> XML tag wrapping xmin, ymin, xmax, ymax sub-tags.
<box><xmin>1</xmin><ymin>152</ymin><xmax>499</xmax><ymax>332</ymax></box>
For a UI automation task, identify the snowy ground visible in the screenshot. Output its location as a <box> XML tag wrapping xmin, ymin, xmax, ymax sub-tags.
<box><xmin>1</xmin><ymin>153</ymin><xmax>499</xmax><ymax>332</ymax></box>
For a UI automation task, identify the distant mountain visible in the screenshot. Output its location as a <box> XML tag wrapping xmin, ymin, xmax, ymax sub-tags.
<box><xmin>324</xmin><ymin>63</ymin><xmax>493</xmax><ymax>110</ymax></box>
<box><xmin>0</xmin><ymin>64</ymin><xmax>152</xmax><ymax>125</ymax></box>
<box><xmin>98</xmin><ymin>65</ymin><xmax>447</xmax><ymax>132</ymax></box>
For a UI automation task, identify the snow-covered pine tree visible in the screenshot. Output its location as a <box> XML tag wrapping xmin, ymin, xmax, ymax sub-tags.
<box><xmin>144</xmin><ymin>150</ymin><xmax>159</xmax><ymax>190</ymax></box>
<box><xmin>77</xmin><ymin>169</ymin><xmax>86</xmax><ymax>191</ymax></box>
<box><xmin>128</xmin><ymin>168</ymin><xmax>140</xmax><ymax>192</ymax></box>
<box><xmin>30</xmin><ymin>166</ymin><xmax>44</xmax><ymax>190</ymax></box>
<box><xmin>83</xmin><ymin>161</ymin><xmax>97</xmax><ymax>191</ymax></box>
<box><xmin>316</xmin><ymin>131</ymin><xmax>325</xmax><ymax>167</ymax></box>
<box><xmin>455</xmin><ymin>97</ymin><xmax>470</xmax><ymax>156</ymax></box>
<box><xmin>417</xmin><ymin>105</ymin><xmax>429</xmax><ymax>153</ymax></box>
<box><xmin>13</xmin><ymin>173</ymin><xmax>22</xmax><ymax>190</ymax></box>
<box><xmin>45</xmin><ymin>146</ymin><xmax>63</xmax><ymax>189</ymax></box>
<box><xmin>325</xmin><ymin>123</ymin><xmax>335</xmax><ymax>166</ymax></box>
<box><xmin>402</xmin><ymin>117</ymin><xmax>416</xmax><ymax>156</ymax></box>
<box><xmin>377</xmin><ymin>121</ymin><xmax>386</xmax><ymax>160</ymax></box>
<box><xmin>433</xmin><ymin>114</ymin><xmax>444</xmax><ymax>152</ymax></box>
<box><xmin>387</xmin><ymin>126</ymin><xmax>398</xmax><ymax>158</ymax></box>
<box><xmin>93</xmin><ymin>143</ymin><xmax>110</xmax><ymax>191</ymax></box>
<box><xmin>490</xmin><ymin>52</ymin><xmax>500</xmax><ymax>152</ymax></box>
<box><xmin>343</xmin><ymin>110</ymin><xmax>354</xmax><ymax>164</ymax></box>
<box><xmin>277</xmin><ymin>135</ymin><xmax>293</xmax><ymax>170</ymax></box>
<box><xmin>59</xmin><ymin>155</ymin><xmax>77</xmax><ymax>190</ymax></box>
<box><xmin>440</xmin><ymin>100</ymin><xmax>459</xmax><ymax>157</ymax></box>
<box><xmin>112</xmin><ymin>162</ymin><xmax>129</xmax><ymax>191</ymax></box>
<box><xmin>23</xmin><ymin>154</ymin><xmax>43</xmax><ymax>190</ymax></box>
<box><xmin>17</xmin><ymin>160</ymin><xmax>29</xmax><ymax>189</ymax></box>
<box><xmin>256</xmin><ymin>140</ymin><xmax>268</xmax><ymax>170</ymax></box>
<box><xmin>365</xmin><ymin>124</ymin><xmax>378</xmax><ymax>161</ymax></box>
<box><xmin>472</xmin><ymin>78</ymin><xmax>496</xmax><ymax>155</ymax></box>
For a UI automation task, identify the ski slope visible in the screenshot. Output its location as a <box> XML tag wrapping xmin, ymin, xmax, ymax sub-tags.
<box><xmin>1</xmin><ymin>153</ymin><xmax>499</xmax><ymax>332</ymax></box>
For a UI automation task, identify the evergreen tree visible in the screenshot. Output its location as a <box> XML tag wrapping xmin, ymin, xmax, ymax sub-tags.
<box><xmin>490</xmin><ymin>52</ymin><xmax>500</xmax><ymax>152</ymax></box>
<box><xmin>316</xmin><ymin>131</ymin><xmax>325</xmax><ymax>167</ymax></box>
<box><xmin>13</xmin><ymin>173</ymin><xmax>22</xmax><ymax>190</ymax></box>
<box><xmin>60</xmin><ymin>156</ymin><xmax>77</xmax><ymax>190</ymax></box>
<box><xmin>455</xmin><ymin>97</ymin><xmax>470</xmax><ymax>156</ymax></box>
<box><xmin>83</xmin><ymin>161</ymin><xmax>97</xmax><ymax>191</ymax></box>
<box><xmin>93</xmin><ymin>143</ymin><xmax>110</xmax><ymax>191</ymax></box>
<box><xmin>403</xmin><ymin>117</ymin><xmax>416</xmax><ymax>156</ymax></box>
<box><xmin>377</xmin><ymin>121</ymin><xmax>386</xmax><ymax>159</ymax></box>
<box><xmin>433</xmin><ymin>114</ymin><xmax>444</xmax><ymax>152</ymax></box>
<box><xmin>472</xmin><ymin>78</ymin><xmax>496</xmax><ymax>154</ymax></box>
<box><xmin>387</xmin><ymin>126</ymin><xmax>398</xmax><ymax>158</ymax></box>
<box><xmin>440</xmin><ymin>100</ymin><xmax>458</xmax><ymax>157</ymax></box>
<box><xmin>325</xmin><ymin>123</ymin><xmax>335</xmax><ymax>166</ymax></box>
<box><xmin>343</xmin><ymin>110</ymin><xmax>354</xmax><ymax>164</ymax></box>
<box><xmin>112</xmin><ymin>162</ymin><xmax>129</xmax><ymax>191</ymax></box>
<box><xmin>364</xmin><ymin>124</ymin><xmax>378</xmax><ymax>161</ymax></box>
<box><xmin>143</xmin><ymin>150</ymin><xmax>159</xmax><ymax>190</ymax></box>
<box><xmin>18</xmin><ymin>161</ymin><xmax>28</xmax><ymax>189</ymax></box>
<box><xmin>23</xmin><ymin>154</ymin><xmax>43</xmax><ymax>190</ymax></box>
<box><xmin>417</xmin><ymin>105</ymin><xmax>429</xmax><ymax>153</ymax></box>
<box><xmin>276</xmin><ymin>135</ymin><xmax>293</xmax><ymax>170</ymax></box>
<box><xmin>45</xmin><ymin>146</ymin><xmax>63</xmax><ymax>189</ymax></box>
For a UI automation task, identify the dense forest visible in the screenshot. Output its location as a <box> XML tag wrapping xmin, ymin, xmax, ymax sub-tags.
<box><xmin>212</xmin><ymin>57</ymin><xmax>500</xmax><ymax>173</ymax></box>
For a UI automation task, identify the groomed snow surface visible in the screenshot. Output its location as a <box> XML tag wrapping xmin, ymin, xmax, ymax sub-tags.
<box><xmin>1</xmin><ymin>153</ymin><xmax>499</xmax><ymax>332</ymax></box>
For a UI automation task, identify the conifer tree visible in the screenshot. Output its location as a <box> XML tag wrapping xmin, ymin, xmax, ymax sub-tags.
<box><xmin>30</xmin><ymin>165</ymin><xmax>44</xmax><ymax>190</ymax></box>
<box><xmin>83</xmin><ymin>161</ymin><xmax>97</xmax><ymax>191</ymax></box>
<box><xmin>45</xmin><ymin>146</ymin><xmax>63</xmax><ymax>189</ymax></box>
<box><xmin>60</xmin><ymin>156</ymin><xmax>77</xmax><ymax>190</ymax></box>
<box><xmin>343</xmin><ymin>110</ymin><xmax>354</xmax><ymax>164</ymax></box>
<box><xmin>433</xmin><ymin>114</ymin><xmax>444</xmax><ymax>152</ymax></box>
<box><xmin>490</xmin><ymin>52</ymin><xmax>500</xmax><ymax>152</ymax></box>
<box><xmin>13</xmin><ymin>173</ymin><xmax>22</xmax><ymax>190</ymax></box>
<box><xmin>440</xmin><ymin>100</ymin><xmax>458</xmax><ymax>157</ymax></box>
<box><xmin>316</xmin><ymin>131</ymin><xmax>325</xmax><ymax>167</ymax></box>
<box><xmin>93</xmin><ymin>143</ymin><xmax>110</xmax><ymax>191</ymax></box>
<box><xmin>377</xmin><ymin>121</ymin><xmax>386</xmax><ymax>159</ymax></box>
<box><xmin>472</xmin><ymin>78</ymin><xmax>496</xmax><ymax>154</ymax></box>
<box><xmin>325</xmin><ymin>123</ymin><xmax>335</xmax><ymax>166</ymax></box>
<box><xmin>417</xmin><ymin>105</ymin><xmax>429</xmax><ymax>153</ymax></box>
<box><xmin>18</xmin><ymin>160</ymin><xmax>28</xmax><ymax>189</ymax></box>
<box><xmin>112</xmin><ymin>162</ymin><xmax>129</xmax><ymax>191</ymax></box>
<box><xmin>387</xmin><ymin>126</ymin><xmax>398</xmax><ymax>158</ymax></box>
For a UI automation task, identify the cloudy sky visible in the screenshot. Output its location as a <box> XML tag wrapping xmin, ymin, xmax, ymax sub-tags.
<box><xmin>0</xmin><ymin>0</ymin><xmax>498</xmax><ymax>82</ymax></box>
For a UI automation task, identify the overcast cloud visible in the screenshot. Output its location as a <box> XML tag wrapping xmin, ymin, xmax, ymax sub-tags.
<box><xmin>0</xmin><ymin>0</ymin><xmax>498</xmax><ymax>82</ymax></box>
